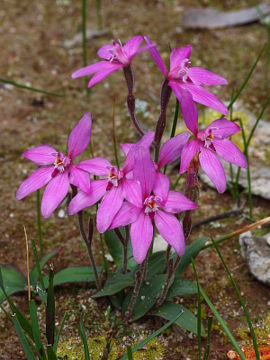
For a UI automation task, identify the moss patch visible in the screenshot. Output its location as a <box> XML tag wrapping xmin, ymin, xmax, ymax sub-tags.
<box><xmin>237</xmin><ymin>312</ymin><xmax>270</xmax><ymax>344</ymax></box>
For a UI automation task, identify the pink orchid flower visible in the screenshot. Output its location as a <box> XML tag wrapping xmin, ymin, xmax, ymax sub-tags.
<box><xmin>68</xmin><ymin>132</ymin><xmax>155</xmax><ymax>233</ymax></box>
<box><xmin>179</xmin><ymin>90</ymin><xmax>247</xmax><ymax>193</ymax></box>
<box><xmin>145</xmin><ymin>36</ymin><xmax>228</xmax><ymax>115</ymax></box>
<box><xmin>109</xmin><ymin>147</ymin><xmax>198</xmax><ymax>264</ymax></box>
<box><xmin>122</xmin><ymin>131</ymin><xmax>191</xmax><ymax>201</ymax></box>
<box><xmin>16</xmin><ymin>113</ymin><xmax>98</xmax><ymax>218</ymax></box>
<box><xmin>72</xmin><ymin>35</ymin><xmax>152</xmax><ymax>88</ymax></box>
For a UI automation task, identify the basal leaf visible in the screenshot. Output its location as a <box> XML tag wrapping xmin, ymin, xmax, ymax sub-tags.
<box><xmin>0</xmin><ymin>265</ymin><xmax>26</xmax><ymax>304</ymax></box>
<box><xmin>30</xmin><ymin>250</ymin><xmax>58</xmax><ymax>287</ymax></box>
<box><xmin>93</xmin><ymin>271</ymin><xmax>135</xmax><ymax>298</ymax></box>
<box><xmin>167</xmin><ymin>278</ymin><xmax>197</xmax><ymax>299</ymax></box>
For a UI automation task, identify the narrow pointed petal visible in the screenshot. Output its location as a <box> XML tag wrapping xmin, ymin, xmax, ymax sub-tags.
<box><xmin>23</xmin><ymin>145</ymin><xmax>57</xmax><ymax>165</ymax></box>
<box><xmin>170</xmin><ymin>45</ymin><xmax>192</xmax><ymax>71</ymax></box>
<box><xmin>121</xmin><ymin>131</ymin><xmax>154</xmax><ymax>156</ymax></box>
<box><xmin>181</xmin><ymin>83</ymin><xmax>228</xmax><ymax>115</ymax></box>
<box><xmin>135</xmin><ymin>44</ymin><xmax>156</xmax><ymax>56</ymax></box>
<box><xmin>109</xmin><ymin>202</ymin><xmax>141</xmax><ymax>229</ymax></box>
<box><xmin>88</xmin><ymin>63</ymin><xmax>123</xmax><ymax>87</ymax></box>
<box><xmin>199</xmin><ymin>147</ymin><xmax>226</xmax><ymax>193</ymax></box>
<box><xmin>154</xmin><ymin>210</ymin><xmax>185</xmax><ymax>256</ymax></box>
<box><xmin>68</xmin><ymin>113</ymin><xmax>92</xmax><ymax>159</ymax></box>
<box><xmin>130</xmin><ymin>211</ymin><xmax>153</xmax><ymax>264</ymax></box>
<box><xmin>97</xmin><ymin>45</ymin><xmax>113</xmax><ymax>60</ymax></box>
<box><xmin>158</xmin><ymin>132</ymin><xmax>190</xmax><ymax>168</ymax></box>
<box><xmin>77</xmin><ymin>157</ymin><xmax>111</xmax><ymax>176</ymax></box>
<box><xmin>72</xmin><ymin>61</ymin><xmax>113</xmax><ymax>78</ymax></box>
<box><xmin>68</xmin><ymin>180</ymin><xmax>107</xmax><ymax>215</ymax></box>
<box><xmin>144</xmin><ymin>36</ymin><xmax>168</xmax><ymax>77</ymax></box>
<box><xmin>41</xmin><ymin>171</ymin><xmax>70</xmax><ymax>218</ymax></box>
<box><xmin>69</xmin><ymin>165</ymin><xmax>91</xmax><ymax>193</ymax></box>
<box><xmin>124</xmin><ymin>35</ymin><xmax>143</xmax><ymax>56</ymax></box>
<box><xmin>16</xmin><ymin>167</ymin><xmax>54</xmax><ymax>200</ymax></box>
<box><xmin>188</xmin><ymin>67</ymin><xmax>228</xmax><ymax>86</ymax></box>
<box><xmin>96</xmin><ymin>185</ymin><xmax>124</xmax><ymax>233</ymax></box>
<box><xmin>213</xmin><ymin>139</ymin><xmax>247</xmax><ymax>169</ymax></box>
<box><xmin>163</xmin><ymin>190</ymin><xmax>198</xmax><ymax>213</ymax></box>
<box><xmin>179</xmin><ymin>140</ymin><xmax>200</xmax><ymax>174</ymax></box>
<box><xmin>122</xmin><ymin>179</ymin><xmax>143</xmax><ymax>208</ymax></box>
<box><xmin>133</xmin><ymin>147</ymin><xmax>156</xmax><ymax>198</ymax></box>
<box><xmin>179</xmin><ymin>89</ymin><xmax>198</xmax><ymax>135</ymax></box>
<box><xmin>208</xmin><ymin>118</ymin><xmax>241</xmax><ymax>138</ymax></box>
<box><xmin>153</xmin><ymin>172</ymin><xmax>170</xmax><ymax>201</ymax></box>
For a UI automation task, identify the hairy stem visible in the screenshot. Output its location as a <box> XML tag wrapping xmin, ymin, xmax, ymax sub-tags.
<box><xmin>156</xmin><ymin>258</ymin><xmax>174</xmax><ymax>307</ymax></box>
<box><xmin>122</xmin><ymin>226</ymin><xmax>129</xmax><ymax>274</ymax></box>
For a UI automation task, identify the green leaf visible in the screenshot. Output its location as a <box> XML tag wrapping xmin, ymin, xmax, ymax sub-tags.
<box><xmin>12</xmin><ymin>315</ymin><xmax>36</xmax><ymax>360</ymax></box>
<box><xmin>109</xmin><ymin>292</ymin><xmax>125</xmax><ymax>309</ymax></box>
<box><xmin>152</xmin><ymin>301</ymin><xmax>204</xmax><ymax>335</ymax></box>
<box><xmin>53</xmin><ymin>311</ymin><xmax>68</xmax><ymax>352</ymax></box>
<box><xmin>93</xmin><ymin>271</ymin><xmax>135</xmax><ymax>298</ymax></box>
<box><xmin>0</xmin><ymin>265</ymin><xmax>26</xmax><ymax>304</ymax></box>
<box><xmin>46</xmin><ymin>345</ymin><xmax>57</xmax><ymax>360</ymax></box>
<box><xmin>80</xmin><ymin>319</ymin><xmax>90</xmax><ymax>360</ymax></box>
<box><xmin>146</xmin><ymin>251</ymin><xmax>167</xmax><ymax>278</ymax></box>
<box><xmin>46</xmin><ymin>270</ymin><xmax>55</xmax><ymax>346</ymax></box>
<box><xmin>29</xmin><ymin>300</ymin><xmax>44</xmax><ymax>357</ymax></box>
<box><xmin>120</xmin><ymin>309</ymin><xmax>183</xmax><ymax>360</ymax></box>
<box><xmin>122</xmin><ymin>274</ymin><xmax>167</xmax><ymax>321</ymax></box>
<box><xmin>104</xmin><ymin>228</ymin><xmax>132</xmax><ymax>267</ymax></box>
<box><xmin>200</xmin><ymin>287</ymin><xmax>245</xmax><ymax>359</ymax></box>
<box><xmin>175</xmin><ymin>237</ymin><xmax>208</xmax><ymax>276</ymax></box>
<box><xmin>167</xmin><ymin>278</ymin><xmax>197</xmax><ymax>299</ymax></box>
<box><xmin>30</xmin><ymin>250</ymin><xmax>58</xmax><ymax>288</ymax></box>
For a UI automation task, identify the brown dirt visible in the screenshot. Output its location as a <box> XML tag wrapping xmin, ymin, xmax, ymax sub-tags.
<box><xmin>0</xmin><ymin>0</ymin><xmax>270</xmax><ymax>359</ymax></box>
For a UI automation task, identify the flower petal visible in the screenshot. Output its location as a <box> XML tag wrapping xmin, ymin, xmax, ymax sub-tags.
<box><xmin>122</xmin><ymin>179</ymin><xmax>143</xmax><ymax>208</ymax></box>
<box><xmin>180</xmin><ymin>83</ymin><xmax>228</xmax><ymax>115</ymax></box>
<box><xmin>16</xmin><ymin>167</ymin><xmax>54</xmax><ymax>200</ymax></box>
<box><xmin>179</xmin><ymin>89</ymin><xmax>198</xmax><ymax>135</ymax></box>
<box><xmin>153</xmin><ymin>172</ymin><xmax>170</xmax><ymax>201</ymax></box>
<box><xmin>188</xmin><ymin>67</ymin><xmax>228</xmax><ymax>86</ymax></box>
<box><xmin>144</xmin><ymin>36</ymin><xmax>168</xmax><ymax>77</ymax></box>
<box><xmin>170</xmin><ymin>45</ymin><xmax>192</xmax><ymax>71</ymax></box>
<box><xmin>68</xmin><ymin>180</ymin><xmax>107</xmax><ymax>215</ymax></box>
<box><xmin>179</xmin><ymin>140</ymin><xmax>200</xmax><ymax>174</ymax></box>
<box><xmin>208</xmin><ymin>118</ymin><xmax>241</xmax><ymax>138</ymax></box>
<box><xmin>72</xmin><ymin>61</ymin><xmax>112</xmax><ymax>79</ymax></box>
<box><xmin>68</xmin><ymin>113</ymin><xmax>92</xmax><ymax>159</ymax></box>
<box><xmin>121</xmin><ymin>130</ymin><xmax>154</xmax><ymax>156</ymax></box>
<box><xmin>23</xmin><ymin>145</ymin><xmax>57</xmax><ymax>165</ymax></box>
<box><xmin>97</xmin><ymin>45</ymin><xmax>113</xmax><ymax>60</ymax></box>
<box><xmin>130</xmin><ymin>211</ymin><xmax>153</xmax><ymax>264</ymax></box>
<box><xmin>88</xmin><ymin>63</ymin><xmax>123</xmax><ymax>88</ymax></box>
<box><xmin>154</xmin><ymin>210</ymin><xmax>185</xmax><ymax>256</ymax></box>
<box><xmin>41</xmin><ymin>171</ymin><xmax>70</xmax><ymax>218</ymax></box>
<box><xmin>109</xmin><ymin>202</ymin><xmax>141</xmax><ymax>229</ymax></box>
<box><xmin>69</xmin><ymin>165</ymin><xmax>91</xmax><ymax>193</ymax></box>
<box><xmin>77</xmin><ymin>157</ymin><xmax>111</xmax><ymax>176</ymax></box>
<box><xmin>199</xmin><ymin>147</ymin><xmax>226</xmax><ymax>193</ymax></box>
<box><xmin>158</xmin><ymin>132</ymin><xmax>190</xmax><ymax>168</ymax></box>
<box><xmin>133</xmin><ymin>146</ymin><xmax>156</xmax><ymax>198</ymax></box>
<box><xmin>96</xmin><ymin>185</ymin><xmax>124</xmax><ymax>233</ymax></box>
<box><xmin>124</xmin><ymin>35</ymin><xmax>143</xmax><ymax>57</ymax></box>
<box><xmin>213</xmin><ymin>139</ymin><xmax>247</xmax><ymax>169</ymax></box>
<box><xmin>163</xmin><ymin>190</ymin><xmax>198</xmax><ymax>213</ymax></box>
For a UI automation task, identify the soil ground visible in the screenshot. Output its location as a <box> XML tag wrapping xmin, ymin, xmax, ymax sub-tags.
<box><xmin>0</xmin><ymin>0</ymin><xmax>270</xmax><ymax>359</ymax></box>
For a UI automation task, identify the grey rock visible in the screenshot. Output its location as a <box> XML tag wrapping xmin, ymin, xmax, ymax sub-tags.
<box><xmin>182</xmin><ymin>4</ymin><xmax>270</xmax><ymax>29</ymax></box>
<box><xmin>62</xmin><ymin>29</ymin><xmax>109</xmax><ymax>49</ymax></box>
<box><xmin>239</xmin><ymin>231</ymin><xmax>270</xmax><ymax>286</ymax></box>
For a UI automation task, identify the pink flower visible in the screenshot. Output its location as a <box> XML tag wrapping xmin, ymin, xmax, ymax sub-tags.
<box><xmin>16</xmin><ymin>113</ymin><xmax>98</xmax><ymax>218</ymax></box>
<box><xmin>179</xmin><ymin>90</ymin><xmax>247</xmax><ymax>193</ymax></box>
<box><xmin>72</xmin><ymin>35</ymin><xmax>152</xmax><ymax>88</ymax></box>
<box><xmin>68</xmin><ymin>132</ymin><xmax>155</xmax><ymax>233</ymax></box>
<box><xmin>109</xmin><ymin>147</ymin><xmax>197</xmax><ymax>264</ymax></box>
<box><xmin>144</xmin><ymin>36</ymin><xmax>228</xmax><ymax>115</ymax></box>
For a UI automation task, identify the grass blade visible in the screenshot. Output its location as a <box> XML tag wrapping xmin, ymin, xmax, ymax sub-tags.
<box><xmin>203</xmin><ymin>318</ymin><xmax>213</xmax><ymax>360</ymax></box>
<box><xmin>30</xmin><ymin>239</ymin><xmax>45</xmax><ymax>291</ymax></box>
<box><xmin>199</xmin><ymin>287</ymin><xmax>245</xmax><ymax>360</ymax></box>
<box><xmin>227</xmin><ymin>45</ymin><xmax>265</xmax><ymax>109</ymax></box>
<box><xmin>80</xmin><ymin>319</ymin><xmax>90</xmax><ymax>360</ymax></box>
<box><xmin>12</xmin><ymin>315</ymin><xmax>36</xmax><ymax>360</ymax></box>
<box><xmin>0</xmin><ymin>78</ymin><xmax>65</xmax><ymax>97</ymax></box>
<box><xmin>46</xmin><ymin>268</ymin><xmax>55</xmax><ymax>346</ymax></box>
<box><xmin>212</xmin><ymin>239</ymin><xmax>260</xmax><ymax>360</ymax></box>
<box><xmin>96</xmin><ymin>0</ymin><xmax>103</xmax><ymax>30</ymax></box>
<box><xmin>36</xmin><ymin>190</ymin><xmax>43</xmax><ymax>257</ymax></box>
<box><xmin>127</xmin><ymin>346</ymin><xmax>133</xmax><ymax>360</ymax></box>
<box><xmin>29</xmin><ymin>300</ymin><xmax>45</xmax><ymax>357</ymax></box>
<box><xmin>120</xmin><ymin>310</ymin><xmax>183</xmax><ymax>360</ymax></box>
<box><xmin>53</xmin><ymin>311</ymin><xmax>68</xmax><ymax>352</ymax></box>
<box><xmin>191</xmin><ymin>258</ymin><xmax>202</xmax><ymax>360</ymax></box>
